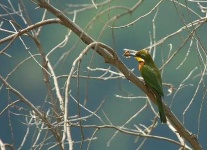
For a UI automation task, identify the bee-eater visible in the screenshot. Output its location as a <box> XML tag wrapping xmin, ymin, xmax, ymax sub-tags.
<box><xmin>124</xmin><ymin>49</ymin><xmax>167</xmax><ymax>123</ymax></box>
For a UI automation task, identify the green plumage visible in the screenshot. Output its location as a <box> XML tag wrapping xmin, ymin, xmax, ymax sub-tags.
<box><xmin>134</xmin><ymin>50</ymin><xmax>167</xmax><ymax>123</ymax></box>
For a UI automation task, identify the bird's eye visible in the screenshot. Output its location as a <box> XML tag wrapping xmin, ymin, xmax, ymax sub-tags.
<box><xmin>140</xmin><ymin>54</ymin><xmax>145</xmax><ymax>59</ymax></box>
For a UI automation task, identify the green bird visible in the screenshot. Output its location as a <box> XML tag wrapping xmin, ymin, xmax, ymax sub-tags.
<box><xmin>124</xmin><ymin>49</ymin><xmax>167</xmax><ymax>123</ymax></box>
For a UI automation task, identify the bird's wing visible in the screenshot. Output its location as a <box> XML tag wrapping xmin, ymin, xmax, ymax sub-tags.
<box><xmin>141</xmin><ymin>65</ymin><xmax>164</xmax><ymax>97</ymax></box>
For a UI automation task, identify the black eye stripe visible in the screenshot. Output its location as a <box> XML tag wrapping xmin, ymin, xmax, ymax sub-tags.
<box><xmin>136</xmin><ymin>53</ymin><xmax>145</xmax><ymax>59</ymax></box>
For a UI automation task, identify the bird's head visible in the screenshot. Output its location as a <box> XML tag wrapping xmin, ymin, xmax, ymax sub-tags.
<box><xmin>124</xmin><ymin>49</ymin><xmax>154</xmax><ymax>70</ymax></box>
<box><xmin>124</xmin><ymin>49</ymin><xmax>151</xmax><ymax>63</ymax></box>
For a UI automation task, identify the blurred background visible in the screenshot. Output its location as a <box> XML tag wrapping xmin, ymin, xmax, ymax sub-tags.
<box><xmin>0</xmin><ymin>0</ymin><xmax>206</xmax><ymax>149</ymax></box>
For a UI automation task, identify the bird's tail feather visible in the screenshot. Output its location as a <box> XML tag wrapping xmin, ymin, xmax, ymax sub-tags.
<box><xmin>157</xmin><ymin>95</ymin><xmax>167</xmax><ymax>123</ymax></box>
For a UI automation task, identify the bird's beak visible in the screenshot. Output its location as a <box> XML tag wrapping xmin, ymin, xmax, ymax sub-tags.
<box><xmin>123</xmin><ymin>50</ymin><xmax>145</xmax><ymax>62</ymax></box>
